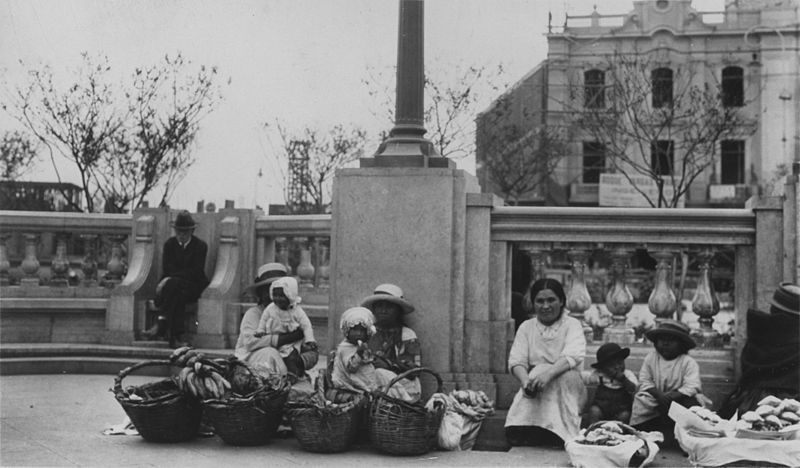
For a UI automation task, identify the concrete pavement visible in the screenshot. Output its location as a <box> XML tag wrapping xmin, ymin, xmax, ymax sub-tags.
<box><xmin>0</xmin><ymin>374</ymin><xmax>692</xmax><ymax>467</ymax></box>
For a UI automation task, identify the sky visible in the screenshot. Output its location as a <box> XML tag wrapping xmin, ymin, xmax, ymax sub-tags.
<box><xmin>0</xmin><ymin>0</ymin><xmax>724</xmax><ymax>211</ymax></box>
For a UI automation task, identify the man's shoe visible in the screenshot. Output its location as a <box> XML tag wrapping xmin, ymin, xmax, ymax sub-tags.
<box><xmin>141</xmin><ymin>323</ymin><xmax>164</xmax><ymax>340</ymax></box>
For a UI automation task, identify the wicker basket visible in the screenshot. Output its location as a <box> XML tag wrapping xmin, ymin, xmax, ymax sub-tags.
<box><xmin>201</xmin><ymin>361</ymin><xmax>290</xmax><ymax>446</ymax></box>
<box><xmin>113</xmin><ymin>359</ymin><xmax>202</xmax><ymax>443</ymax></box>
<box><xmin>287</xmin><ymin>378</ymin><xmax>367</xmax><ymax>453</ymax></box>
<box><xmin>368</xmin><ymin>367</ymin><xmax>445</xmax><ymax>456</ymax></box>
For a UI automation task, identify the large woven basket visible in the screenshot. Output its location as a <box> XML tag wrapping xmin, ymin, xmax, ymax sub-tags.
<box><xmin>287</xmin><ymin>379</ymin><xmax>367</xmax><ymax>453</ymax></box>
<box><xmin>113</xmin><ymin>359</ymin><xmax>202</xmax><ymax>443</ymax></box>
<box><xmin>368</xmin><ymin>367</ymin><xmax>445</xmax><ymax>456</ymax></box>
<box><xmin>201</xmin><ymin>361</ymin><xmax>290</xmax><ymax>446</ymax></box>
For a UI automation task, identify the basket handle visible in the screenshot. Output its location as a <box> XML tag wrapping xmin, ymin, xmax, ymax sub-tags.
<box><xmin>383</xmin><ymin>367</ymin><xmax>442</xmax><ymax>394</ymax></box>
<box><xmin>113</xmin><ymin>359</ymin><xmax>172</xmax><ymax>396</ymax></box>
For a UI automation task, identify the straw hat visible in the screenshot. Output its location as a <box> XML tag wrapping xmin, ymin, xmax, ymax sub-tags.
<box><xmin>360</xmin><ymin>283</ymin><xmax>415</xmax><ymax>314</ymax></box>
<box><xmin>645</xmin><ymin>319</ymin><xmax>696</xmax><ymax>350</ymax></box>
<box><xmin>170</xmin><ymin>210</ymin><xmax>196</xmax><ymax>230</ymax></box>
<box><xmin>247</xmin><ymin>263</ymin><xmax>288</xmax><ymax>292</ymax></box>
<box><xmin>769</xmin><ymin>282</ymin><xmax>799</xmax><ymax>316</ymax></box>
<box><xmin>591</xmin><ymin>342</ymin><xmax>631</xmax><ymax>369</ymax></box>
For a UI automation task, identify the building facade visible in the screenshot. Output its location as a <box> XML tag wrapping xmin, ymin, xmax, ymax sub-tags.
<box><xmin>477</xmin><ymin>0</ymin><xmax>800</xmax><ymax>207</ymax></box>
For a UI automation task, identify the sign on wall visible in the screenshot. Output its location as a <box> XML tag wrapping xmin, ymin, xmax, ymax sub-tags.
<box><xmin>599</xmin><ymin>173</ymin><xmax>685</xmax><ymax>208</ymax></box>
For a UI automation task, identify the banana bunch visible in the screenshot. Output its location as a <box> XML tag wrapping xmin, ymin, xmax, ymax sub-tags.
<box><xmin>170</xmin><ymin>346</ymin><xmax>231</xmax><ymax>400</ymax></box>
<box><xmin>176</xmin><ymin>361</ymin><xmax>232</xmax><ymax>400</ymax></box>
<box><xmin>170</xmin><ymin>346</ymin><xmax>204</xmax><ymax>367</ymax></box>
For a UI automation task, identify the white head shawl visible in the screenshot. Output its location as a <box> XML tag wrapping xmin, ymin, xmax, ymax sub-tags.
<box><xmin>270</xmin><ymin>276</ymin><xmax>301</xmax><ymax>307</ymax></box>
<box><xmin>340</xmin><ymin>306</ymin><xmax>377</xmax><ymax>337</ymax></box>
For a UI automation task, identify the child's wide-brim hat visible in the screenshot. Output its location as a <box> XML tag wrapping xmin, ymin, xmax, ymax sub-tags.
<box><xmin>360</xmin><ymin>283</ymin><xmax>415</xmax><ymax>314</ymax></box>
<box><xmin>645</xmin><ymin>319</ymin><xmax>696</xmax><ymax>350</ymax></box>
<box><xmin>247</xmin><ymin>263</ymin><xmax>288</xmax><ymax>292</ymax></box>
<box><xmin>769</xmin><ymin>282</ymin><xmax>800</xmax><ymax>316</ymax></box>
<box><xmin>591</xmin><ymin>342</ymin><xmax>631</xmax><ymax>369</ymax></box>
<box><xmin>170</xmin><ymin>210</ymin><xmax>196</xmax><ymax>230</ymax></box>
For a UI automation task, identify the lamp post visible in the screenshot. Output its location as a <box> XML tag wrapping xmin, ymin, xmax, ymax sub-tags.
<box><xmin>366</xmin><ymin>0</ymin><xmax>453</xmax><ymax>169</ymax></box>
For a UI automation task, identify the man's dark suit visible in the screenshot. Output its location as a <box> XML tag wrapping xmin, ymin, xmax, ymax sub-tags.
<box><xmin>155</xmin><ymin>235</ymin><xmax>210</xmax><ymax>341</ymax></box>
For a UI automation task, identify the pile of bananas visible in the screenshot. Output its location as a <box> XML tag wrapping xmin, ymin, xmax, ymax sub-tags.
<box><xmin>170</xmin><ymin>346</ymin><xmax>232</xmax><ymax>400</ymax></box>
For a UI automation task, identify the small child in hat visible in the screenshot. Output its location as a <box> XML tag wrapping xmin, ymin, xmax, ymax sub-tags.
<box><xmin>331</xmin><ymin>306</ymin><xmax>417</xmax><ymax>402</ymax></box>
<box><xmin>254</xmin><ymin>276</ymin><xmax>317</xmax><ymax>380</ymax></box>
<box><xmin>581</xmin><ymin>342</ymin><xmax>638</xmax><ymax>424</ymax></box>
<box><xmin>630</xmin><ymin>319</ymin><xmax>702</xmax><ymax>441</ymax></box>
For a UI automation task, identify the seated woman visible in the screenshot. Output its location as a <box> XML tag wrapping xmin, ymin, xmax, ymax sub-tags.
<box><xmin>719</xmin><ymin>282</ymin><xmax>799</xmax><ymax>418</ymax></box>
<box><xmin>361</xmin><ymin>283</ymin><xmax>422</xmax><ymax>403</ymax></box>
<box><xmin>505</xmin><ymin>278</ymin><xmax>588</xmax><ymax>447</ymax></box>
<box><xmin>234</xmin><ymin>263</ymin><xmax>318</xmax><ymax>388</ymax></box>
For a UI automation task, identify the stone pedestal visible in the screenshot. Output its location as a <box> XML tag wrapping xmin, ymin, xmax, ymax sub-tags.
<box><xmin>329</xmin><ymin>167</ymin><xmax>480</xmax><ymax>374</ymax></box>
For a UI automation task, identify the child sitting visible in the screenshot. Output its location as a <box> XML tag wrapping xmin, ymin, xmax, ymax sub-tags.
<box><xmin>630</xmin><ymin>319</ymin><xmax>702</xmax><ymax>442</ymax></box>
<box><xmin>254</xmin><ymin>276</ymin><xmax>316</xmax><ymax>380</ymax></box>
<box><xmin>582</xmin><ymin>342</ymin><xmax>638</xmax><ymax>424</ymax></box>
<box><xmin>331</xmin><ymin>306</ymin><xmax>416</xmax><ymax>402</ymax></box>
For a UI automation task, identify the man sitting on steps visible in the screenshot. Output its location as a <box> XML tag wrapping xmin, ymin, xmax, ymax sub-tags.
<box><xmin>142</xmin><ymin>210</ymin><xmax>210</xmax><ymax>348</ymax></box>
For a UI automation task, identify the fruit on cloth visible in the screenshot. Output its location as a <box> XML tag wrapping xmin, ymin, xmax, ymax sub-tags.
<box><xmin>757</xmin><ymin>395</ymin><xmax>782</xmax><ymax>407</ymax></box>
<box><xmin>689</xmin><ymin>406</ymin><xmax>723</xmax><ymax>425</ymax></box>
<box><xmin>574</xmin><ymin>421</ymin><xmax>640</xmax><ymax>446</ymax></box>
<box><xmin>737</xmin><ymin>396</ymin><xmax>800</xmax><ymax>431</ymax></box>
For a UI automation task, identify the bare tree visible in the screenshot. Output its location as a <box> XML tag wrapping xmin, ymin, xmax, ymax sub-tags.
<box><xmin>265</xmin><ymin>121</ymin><xmax>367</xmax><ymax>214</ymax></box>
<box><xmin>563</xmin><ymin>51</ymin><xmax>755</xmax><ymax>207</ymax></box>
<box><xmin>0</xmin><ymin>130</ymin><xmax>39</xmax><ymax>180</ymax></box>
<box><xmin>477</xmin><ymin>95</ymin><xmax>568</xmax><ymax>205</ymax></box>
<box><xmin>2</xmin><ymin>53</ymin><xmax>224</xmax><ymax>212</ymax></box>
<box><xmin>97</xmin><ymin>54</ymin><xmax>224</xmax><ymax>212</ymax></box>
<box><xmin>364</xmin><ymin>62</ymin><xmax>507</xmax><ymax>160</ymax></box>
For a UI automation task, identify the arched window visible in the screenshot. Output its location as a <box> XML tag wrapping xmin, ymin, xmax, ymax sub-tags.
<box><xmin>584</xmin><ymin>69</ymin><xmax>605</xmax><ymax>109</ymax></box>
<box><xmin>722</xmin><ymin>66</ymin><xmax>744</xmax><ymax>107</ymax></box>
<box><xmin>651</xmin><ymin>67</ymin><xmax>673</xmax><ymax>108</ymax></box>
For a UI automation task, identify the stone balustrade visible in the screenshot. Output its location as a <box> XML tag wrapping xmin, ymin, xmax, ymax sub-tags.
<box><xmin>0</xmin><ymin>211</ymin><xmax>131</xmax><ymax>289</ymax></box>
<box><xmin>0</xmin><ymin>190</ymin><xmax>792</xmax><ymax>406</ymax></box>
<box><xmin>253</xmin><ymin>214</ymin><xmax>332</xmax><ymax>291</ymax></box>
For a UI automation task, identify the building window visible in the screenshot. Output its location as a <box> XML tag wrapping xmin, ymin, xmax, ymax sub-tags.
<box><xmin>652</xmin><ymin>67</ymin><xmax>673</xmax><ymax>108</ymax></box>
<box><xmin>720</xmin><ymin>140</ymin><xmax>745</xmax><ymax>184</ymax></box>
<box><xmin>584</xmin><ymin>69</ymin><xmax>605</xmax><ymax>109</ymax></box>
<box><xmin>582</xmin><ymin>142</ymin><xmax>605</xmax><ymax>183</ymax></box>
<box><xmin>650</xmin><ymin>140</ymin><xmax>674</xmax><ymax>176</ymax></box>
<box><xmin>721</xmin><ymin>66</ymin><xmax>744</xmax><ymax>107</ymax></box>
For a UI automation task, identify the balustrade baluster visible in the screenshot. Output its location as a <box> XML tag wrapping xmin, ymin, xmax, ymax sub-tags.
<box><xmin>690</xmin><ymin>248</ymin><xmax>722</xmax><ymax>347</ymax></box>
<box><xmin>648</xmin><ymin>249</ymin><xmax>678</xmax><ymax>323</ymax></box>
<box><xmin>276</xmin><ymin>237</ymin><xmax>291</xmax><ymax>274</ymax></box>
<box><xmin>20</xmin><ymin>233</ymin><xmax>41</xmax><ymax>286</ymax></box>
<box><xmin>295</xmin><ymin>236</ymin><xmax>315</xmax><ymax>286</ymax></box>
<box><xmin>603</xmin><ymin>247</ymin><xmax>636</xmax><ymax>344</ymax></box>
<box><xmin>565</xmin><ymin>247</ymin><xmax>594</xmax><ymax>342</ymax></box>
<box><xmin>80</xmin><ymin>234</ymin><xmax>98</xmax><ymax>287</ymax></box>
<box><xmin>50</xmin><ymin>234</ymin><xmax>71</xmax><ymax>287</ymax></box>
<box><xmin>317</xmin><ymin>242</ymin><xmax>330</xmax><ymax>288</ymax></box>
<box><xmin>0</xmin><ymin>234</ymin><xmax>11</xmax><ymax>286</ymax></box>
<box><xmin>104</xmin><ymin>235</ymin><xmax>127</xmax><ymax>286</ymax></box>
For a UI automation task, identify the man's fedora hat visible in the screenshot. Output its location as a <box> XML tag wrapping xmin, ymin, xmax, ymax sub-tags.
<box><xmin>360</xmin><ymin>283</ymin><xmax>415</xmax><ymax>314</ymax></box>
<box><xmin>171</xmin><ymin>210</ymin><xmax>197</xmax><ymax>230</ymax></box>
<box><xmin>247</xmin><ymin>263</ymin><xmax>289</xmax><ymax>292</ymax></box>
<box><xmin>769</xmin><ymin>282</ymin><xmax>800</xmax><ymax>316</ymax></box>
<box><xmin>591</xmin><ymin>342</ymin><xmax>631</xmax><ymax>369</ymax></box>
<box><xmin>645</xmin><ymin>319</ymin><xmax>696</xmax><ymax>350</ymax></box>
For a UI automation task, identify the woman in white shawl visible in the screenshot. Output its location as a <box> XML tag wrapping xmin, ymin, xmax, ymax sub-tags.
<box><xmin>505</xmin><ymin>278</ymin><xmax>588</xmax><ymax>446</ymax></box>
